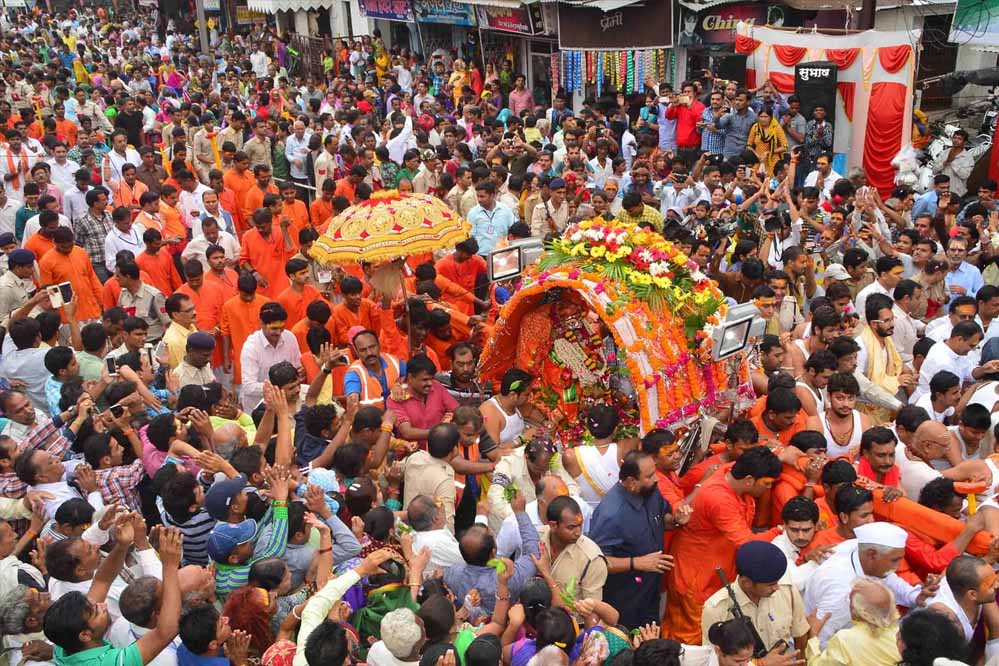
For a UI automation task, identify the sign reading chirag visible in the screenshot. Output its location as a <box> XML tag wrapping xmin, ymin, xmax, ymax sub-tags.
<box><xmin>557</xmin><ymin>2</ymin><xmax>673</xmax><ymax>50</ymax></box>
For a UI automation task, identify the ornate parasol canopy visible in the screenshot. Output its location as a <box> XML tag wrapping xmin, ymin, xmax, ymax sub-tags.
<box><xmin>309</xmin><ymin>190</ymin><xmax>471</xmax><ymax>267</ymax></box>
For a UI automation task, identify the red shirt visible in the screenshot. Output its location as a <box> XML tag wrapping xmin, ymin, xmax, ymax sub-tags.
<box><xmin>386</xmin><ymin>380</ymin><xmax>458</xmax><ymax>448</ymax></box>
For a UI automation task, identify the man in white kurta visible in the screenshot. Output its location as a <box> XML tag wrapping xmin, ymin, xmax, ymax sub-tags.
<box><xmin>803</xmin><ymin>522</ymin><xmax>928</xmax><ymax>647</ymax></box>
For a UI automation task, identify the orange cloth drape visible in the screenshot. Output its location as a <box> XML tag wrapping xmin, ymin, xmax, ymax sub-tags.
<box><xmin>863</xmin><ymin>82</ymin><xmax>907</xmax><ymax>197</ymax></box>
<box><xmin>878</xmin><ymin>45</ymin><xmax>911</xmax><ymax>73</ymax></box>
<box><xmin>773</xmin><ymin>45</ymin><xmax>807</xmax><ymax>67</ymax></box>
<box><xmin>824</xmin><ymin>48</ymin><xmax>861</xmax><ymax>70</ymax></box>
<box><xmin>768</xmin><ymin>72</ymin><xmax>796</xmax><ymax>94</ymax></box>
<box><xmin>837</xmin><ymin>82</ymin><xmax>856</xmax><ymax>123</ymax></box>
<box><xmin>734</xmin><ymin>35</ymin><xmax>761</xmax><ymax>54</ymax></box>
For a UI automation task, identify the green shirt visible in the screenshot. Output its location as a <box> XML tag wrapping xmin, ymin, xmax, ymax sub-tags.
<box><xmin>76</xmin><ymin>351</ymin><xmax>104</xmax><ymax>383</ymax></box>
<box><xmin>55</xmin><ymin>641</ymin><xmax>142</xmax><ymax>666</ymax></box>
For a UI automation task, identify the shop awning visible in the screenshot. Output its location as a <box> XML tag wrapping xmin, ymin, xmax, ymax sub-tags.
<box><xmin>246</xmin><ymin>0</ymin><xmax>334</xmax><ymax>12</ymax></box>
<box><xmin>554</xmin><ymin>0</ymin><xmax>645</xmax><ymax>12</ymax></box>
<box><xmin>462</xmin><ymin>0</ymin><xmax>529</xmax><ymax>7</ymax></box>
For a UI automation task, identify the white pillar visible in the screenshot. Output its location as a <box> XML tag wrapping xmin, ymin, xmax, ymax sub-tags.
<box><xmin>294</xmin><ymin>8</ymin><xmax>309</xmax><ymax>35</ymax></box>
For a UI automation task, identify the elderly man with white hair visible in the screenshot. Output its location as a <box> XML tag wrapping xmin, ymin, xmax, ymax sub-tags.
<box><xmin>366</xmin><ymin>608</ymin><xmax>426</xmax><ymax>666</ymax></box>
<box><xmin>805</xmin><ymin>578</ymin><xmax>900</xmax><ymax>666</ymax></box>
<box><xmin>804</xmin><ymin>522</ymin><xmax>940</xmax><ymax>646</ymax></box>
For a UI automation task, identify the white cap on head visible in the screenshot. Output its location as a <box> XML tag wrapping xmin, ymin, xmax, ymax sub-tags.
<box><xmin>855</xmin><ymin>522</ymin><xmax>908</xmax><ymax>549</ymax></box>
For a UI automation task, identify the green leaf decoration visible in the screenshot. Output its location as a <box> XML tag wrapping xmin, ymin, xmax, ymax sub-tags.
<box><xmin>486</xmin><ymin>558</ymin><xmax>507</xmax><ymax>575</ymax></box>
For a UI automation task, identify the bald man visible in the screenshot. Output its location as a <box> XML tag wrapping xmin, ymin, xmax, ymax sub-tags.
<box><xmin>496</xmin><ymin>474</ymin><xmax>592</xmax><ymax>559</ymax></box>
<box><xmin>926</xmin><ymin>554</ymin><xmax>999</xmax><ymax>644</ymax></box>
<box><xmin>805</xmin><ymin>579</ymin><xmax>901</xmax><ymax>666</ymax></box>
<box><xmin>898</xmin><ymin>421</ymin><xmax>984</xmax><ymax>500</ymax></box>
<box><xmin>211</xmin><ymin>423</ymin><xmax>249</xmax><ymax>460</ymax></box>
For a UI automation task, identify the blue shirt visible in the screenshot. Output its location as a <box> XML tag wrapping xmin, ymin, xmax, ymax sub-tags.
<box><xmin>656</xmin><ymin>103</ymin><xmax>677</xmax><ymax>152</ymax></box>
<box><xmin>912</xmin><ymin>191</ymin><xmax>939</xmax><ymax>219</ymax></box>
<box><xmin>700</xmin><ymin>107</ymin><xmax>725</xmax><ymax>154</ymax></box>
<box><xmin>343</xmin><ymin>356</ymin><xmax>407</xmax><ymax>404</ymax></box>
<box><xmin>467</xmin><ymin>202</ymin><xmax>517</xmax><ymax>255</ymax></box>
<box><xmin>945</xmin><ymin>261</ymin><xmax>984</xmax><ymax>298</ymax></box>
<box><xmin>444</xmin><ymin>511</ymin><xmax>539</xmax><ymax>611</ymax></box>
<box><xmin>176</xmin><ymin>645</ymin><xmax>228</xmax><ymax>666</ymax></box>
<box><xmin>718</xmin><ymin>108</ymin><xmax>758</xmax><ymax>159</ymax></box>
<box><xmin>589</xmin><ymin>483</ymin><xmax>671</xmax><ymax>629</ymax></box>
<box><xmin>45</xmin><ymin>376</ymin><xmax>64</xmax><ymax>417</ymax></box>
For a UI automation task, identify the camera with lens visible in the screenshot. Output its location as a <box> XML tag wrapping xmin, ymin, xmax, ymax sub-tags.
<box><xmin>762</xmin><ymin>209</ymin><xmax>791</xmax><ymax>233</ymax></box>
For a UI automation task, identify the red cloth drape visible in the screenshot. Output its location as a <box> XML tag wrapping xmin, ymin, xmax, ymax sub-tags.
<box><xmin>773</xmin><ymin>45</ymin><xmax>807</xmax><ymax>67</ymax></box>
<box><xmin>769</xmin><ymin>72</ymin><xmax>796</xmax><ymax>94</ymax></box>
<box><xmin>735</xmin><ymin>35</ymin><xmax>761</xmax><ymax>55</ymax></box>
<box><xmin>837</xmin><ymin>82</ymin><xmax>856</xmax><ymax>123</ymax></box>
<box><xmin>825</xmin><ymin>48</ymin><xmax>861</xmax><ymax>70</ymax></box>
<box><xmin>745</xmin><ymin>68</ymin><xmax>757</xmax><ymax>90</ymax></box>
<box><xmin>863</xmin><ymin>82</ymin><xmax>907</xmax><ymax>196</ymax></box>
<box><xmin>878</xmin><ymin>45</ymin><xmax>911</xmax><ymax>73</ymax></box>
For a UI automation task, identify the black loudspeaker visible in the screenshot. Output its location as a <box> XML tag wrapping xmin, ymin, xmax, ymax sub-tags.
<box><xmin>794</xmin><ymin>61</ymin><xmax>838</xmax><ymax>124</ymax></box>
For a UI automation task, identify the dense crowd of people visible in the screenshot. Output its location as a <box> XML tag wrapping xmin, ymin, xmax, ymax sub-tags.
<box><xmin>0</xmin><ymin>7</ymin><xmax>994</xmax><ymax>666</ymax></box>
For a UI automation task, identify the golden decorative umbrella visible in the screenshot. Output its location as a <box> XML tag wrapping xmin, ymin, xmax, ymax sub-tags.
<box><xmin>309</xmin><ymin>190</ymin><xmax>471</xmax><ymax>267</ymax></box>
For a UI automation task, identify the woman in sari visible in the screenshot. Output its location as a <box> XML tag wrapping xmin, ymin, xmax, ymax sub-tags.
<box><xmin>746</xmin><ymin>106</ymin><xmax>787</xmax><ymax>177</ymax></box>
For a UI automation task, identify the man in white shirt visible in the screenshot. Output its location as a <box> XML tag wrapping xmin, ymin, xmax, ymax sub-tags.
<box><xmin>176</xmin><ymin>171</ymin><xmax>211</xmax><ymax>235</ymax></box>
<box><xmin>284</xmin><ymin>121</ymin><xmax>313</xmax><ymax>188</ymax></box>
<box><xmin>496</xmin><ymin>475</ymin><xmax>591</xmax><ymax>559</ymax></box>
<box><xmin>46</xmin><ymin>144</ymin><xmax>80</xmax><ymax>192</ymax></box>
<box><xmin>893</xmin><ymin>280</ymin><xmax>925</xmax><ymax>365</ymax></box>
<box><xmin>804</xmin><ymin>152</ymin><xmax>842</xmax><ymax>204</ymax></box>
<box><xmin>0</xmin><ymin>189</ymin><xmax>18</xmax><ymax>238</ymax></box>
<box><xmin>104</xmin><ymin>207</ymin><xmax>146</xmax><ymax>274</ymax></box>
<box><xmin>104</xmin><ymin>130</ymin><xmax>142</xmax><ymax>184</ymax></box>
<box><xmin>913</xmin><ymin>321</ymin><xmax>988</xmax><ymax>404</ymax></box>
<box><xmin>772</xmin><ymin>496</ymin><xmax>844</xmax><ymax>594</ymax></box>
<box><xmin>62</xmin><ymin>171</ymin><xmax>92</xmax><ymax>225</ymax></box>
<box><xmin>239</xmin><ymin>302</ymin><xmax>302</xmax><ymax>413</ymax></box>
<box><xmin>408</xmin><ymin>495</ymin><xmax>467</xmax><ymax>575</ymax></box>
<box><xmin>0</xmin><ymin>129</ymin><xmax>38</xmax><ymax>201</ymax></box>
<box><xmin>181</xmin><ymin>217</ymin><xmax>239</xmax><ymax>271</ymax></box>
<box><xmin>855</xmin><ymin>256</ymin><xmax>904</xmax><ymax>322</ymax></box>
<box><xmin>250</xmin><ymin>49</ymin><xmax>270</xmax><ymax>78</ymax></box>
<box><xmin>804</xmin><ymin>522</ymin><xmax>930</xmax><ymax>647</ymax></box>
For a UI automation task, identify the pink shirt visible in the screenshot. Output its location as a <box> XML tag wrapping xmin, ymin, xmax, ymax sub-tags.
<box><xmin>508</xmin><ymin>89</ymin><xmax>535</xmax><ymax>117</ymax></box>
<box><xmin>387</xmin><ymin>380</ymin><xmax>458</xmax><ymax>448</ymax></box>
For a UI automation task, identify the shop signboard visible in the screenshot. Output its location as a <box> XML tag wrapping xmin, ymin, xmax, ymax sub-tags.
<box><xmin>558</xmin><ymin>1</ymin><xmax>672</xmax><ymax>50</ymax></box>
<box><xmin>687</xmin><ymin>3</ymin><xmax>847</xmax><ymax>46</ymax></box>
<box><xmin>950</xmin><ymin>0</ymin><xmax>999</xmax><ymax>46</ymax></box>
<box><xmin>358</xmin><ymin>0</ymin><xmax>414</xmax><ymax>22</ymax></box>
<box><xmin>475</xmin><ymin>4</ymin><xmax>543</xmax><ymax>35</ymax></box>
<box><xmin>413</xmin><ymin>0</ymin><xmax>475</xmax><ymax>25</ymax></box>
<box><xmin>235</xmin><ymin>6</ymin><xmax>266</xmax><ymax>23</ymax></box>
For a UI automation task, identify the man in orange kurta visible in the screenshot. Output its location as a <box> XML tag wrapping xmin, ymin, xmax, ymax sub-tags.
<box><xmin>664</xmin><ymin>446</ymin><xmax>783</xmax><ymax>644</ymax></box>
<box><xmin>329</xmin><ymin>276</ymin><xmax>380</xmax><ymax>346</ymax></box>
<box><xmin>242</xmin><ymin>166</ymin><xmax>280</xmax><ymax>222</ymax></box>
<box><xmin>769</xmin><ymin>430</ymin><xmax>828</xmax><ymax>527</ymax></box>
<box><xmin>749</xmin><ymin>388</ymin><xmax>808</xmax><ymax>446</ymax></box>
<box><xmin>176</xmin><ymin>259</ymin><xmax>228</xmax><ymax>367</ymax></box>
<box><xmin>205</xmin><ymin>246</ymin><xmax>239</xmax><ymax>301</ymax></box>
<box><xmin>310</xmin><ymin>182</ymin><xmax>335</xmax><ymax>230</ymax></box>
<box><xmin>377</xmin><ymin>301</ymin><xmax>440</xmax><ymax>368</ymax></box>
<box><xmin>435</xmin><ymin>244</ymin><xmax>487</xmax><ymax>314</ymax></box>
<box><xmin>279</xmin><ymin>182</ymin><xmax>310</xmax><ymax>234</ymax></box>
<box><xmin>219</xmin><ymin>276</ymin><xmax>271</xmax><ymax>384</ymax></box>
<box><xmin>221</xmin><ymin>157</ymin><xmax>255</xmax><ymax>234</ymax></box>
<box><xmin>680</xmin><ymin>419</ymin><xmax>761</xmax><ymax>496</ymax></box>
<box><xmin>39</xmin><ymin>229</ymin><xmax>103</xmax><ymax>322</ymax></box>
<box><xmin>24</xmin><ymin>230</ymin><xmax>55</xmax><ymax>262</ymax></box>
<box><xmin>275</xmin><ymin>257</ymin><xmax>327</xmax><ymax>326</ymax></box>
<box><xmin>136</xmin><ymin>233</ymin><xmax>183</xmax><ymax>297</ymax></box>
<box><xmin>239</xmin><ymin>208</ymin><xmax>297</xmax><ymax>299</ymax></box>
<box><xmin>799</xmin><ymin>483</ymin><xmax>873</xmax><ymax>561</ymax></box>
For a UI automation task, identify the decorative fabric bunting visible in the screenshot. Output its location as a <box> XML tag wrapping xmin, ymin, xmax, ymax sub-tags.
<box><xmin>825</xmin><ymin>47</ymin><xmax>861</xmax><ymax>70</ymax></box>
<box><xmin>772</xmin><ymin>44</ymin><xmax>807</xmax><ymax>67</ymax></box>
<box><xmin>837</xmin><ymin>81</ymin><xmax>856</xmax><ymax>122</ymax></box>
<box><xmin>877</xmin><ymin>44</ymin><xmax>911</xmax><ymax>74</ymax></box>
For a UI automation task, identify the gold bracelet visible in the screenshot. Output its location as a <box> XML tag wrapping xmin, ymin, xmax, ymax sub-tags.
<box><xmin>380</xmin><ymin>423</ymin><xmax>394</xmax><ymax>433</ymax></box>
